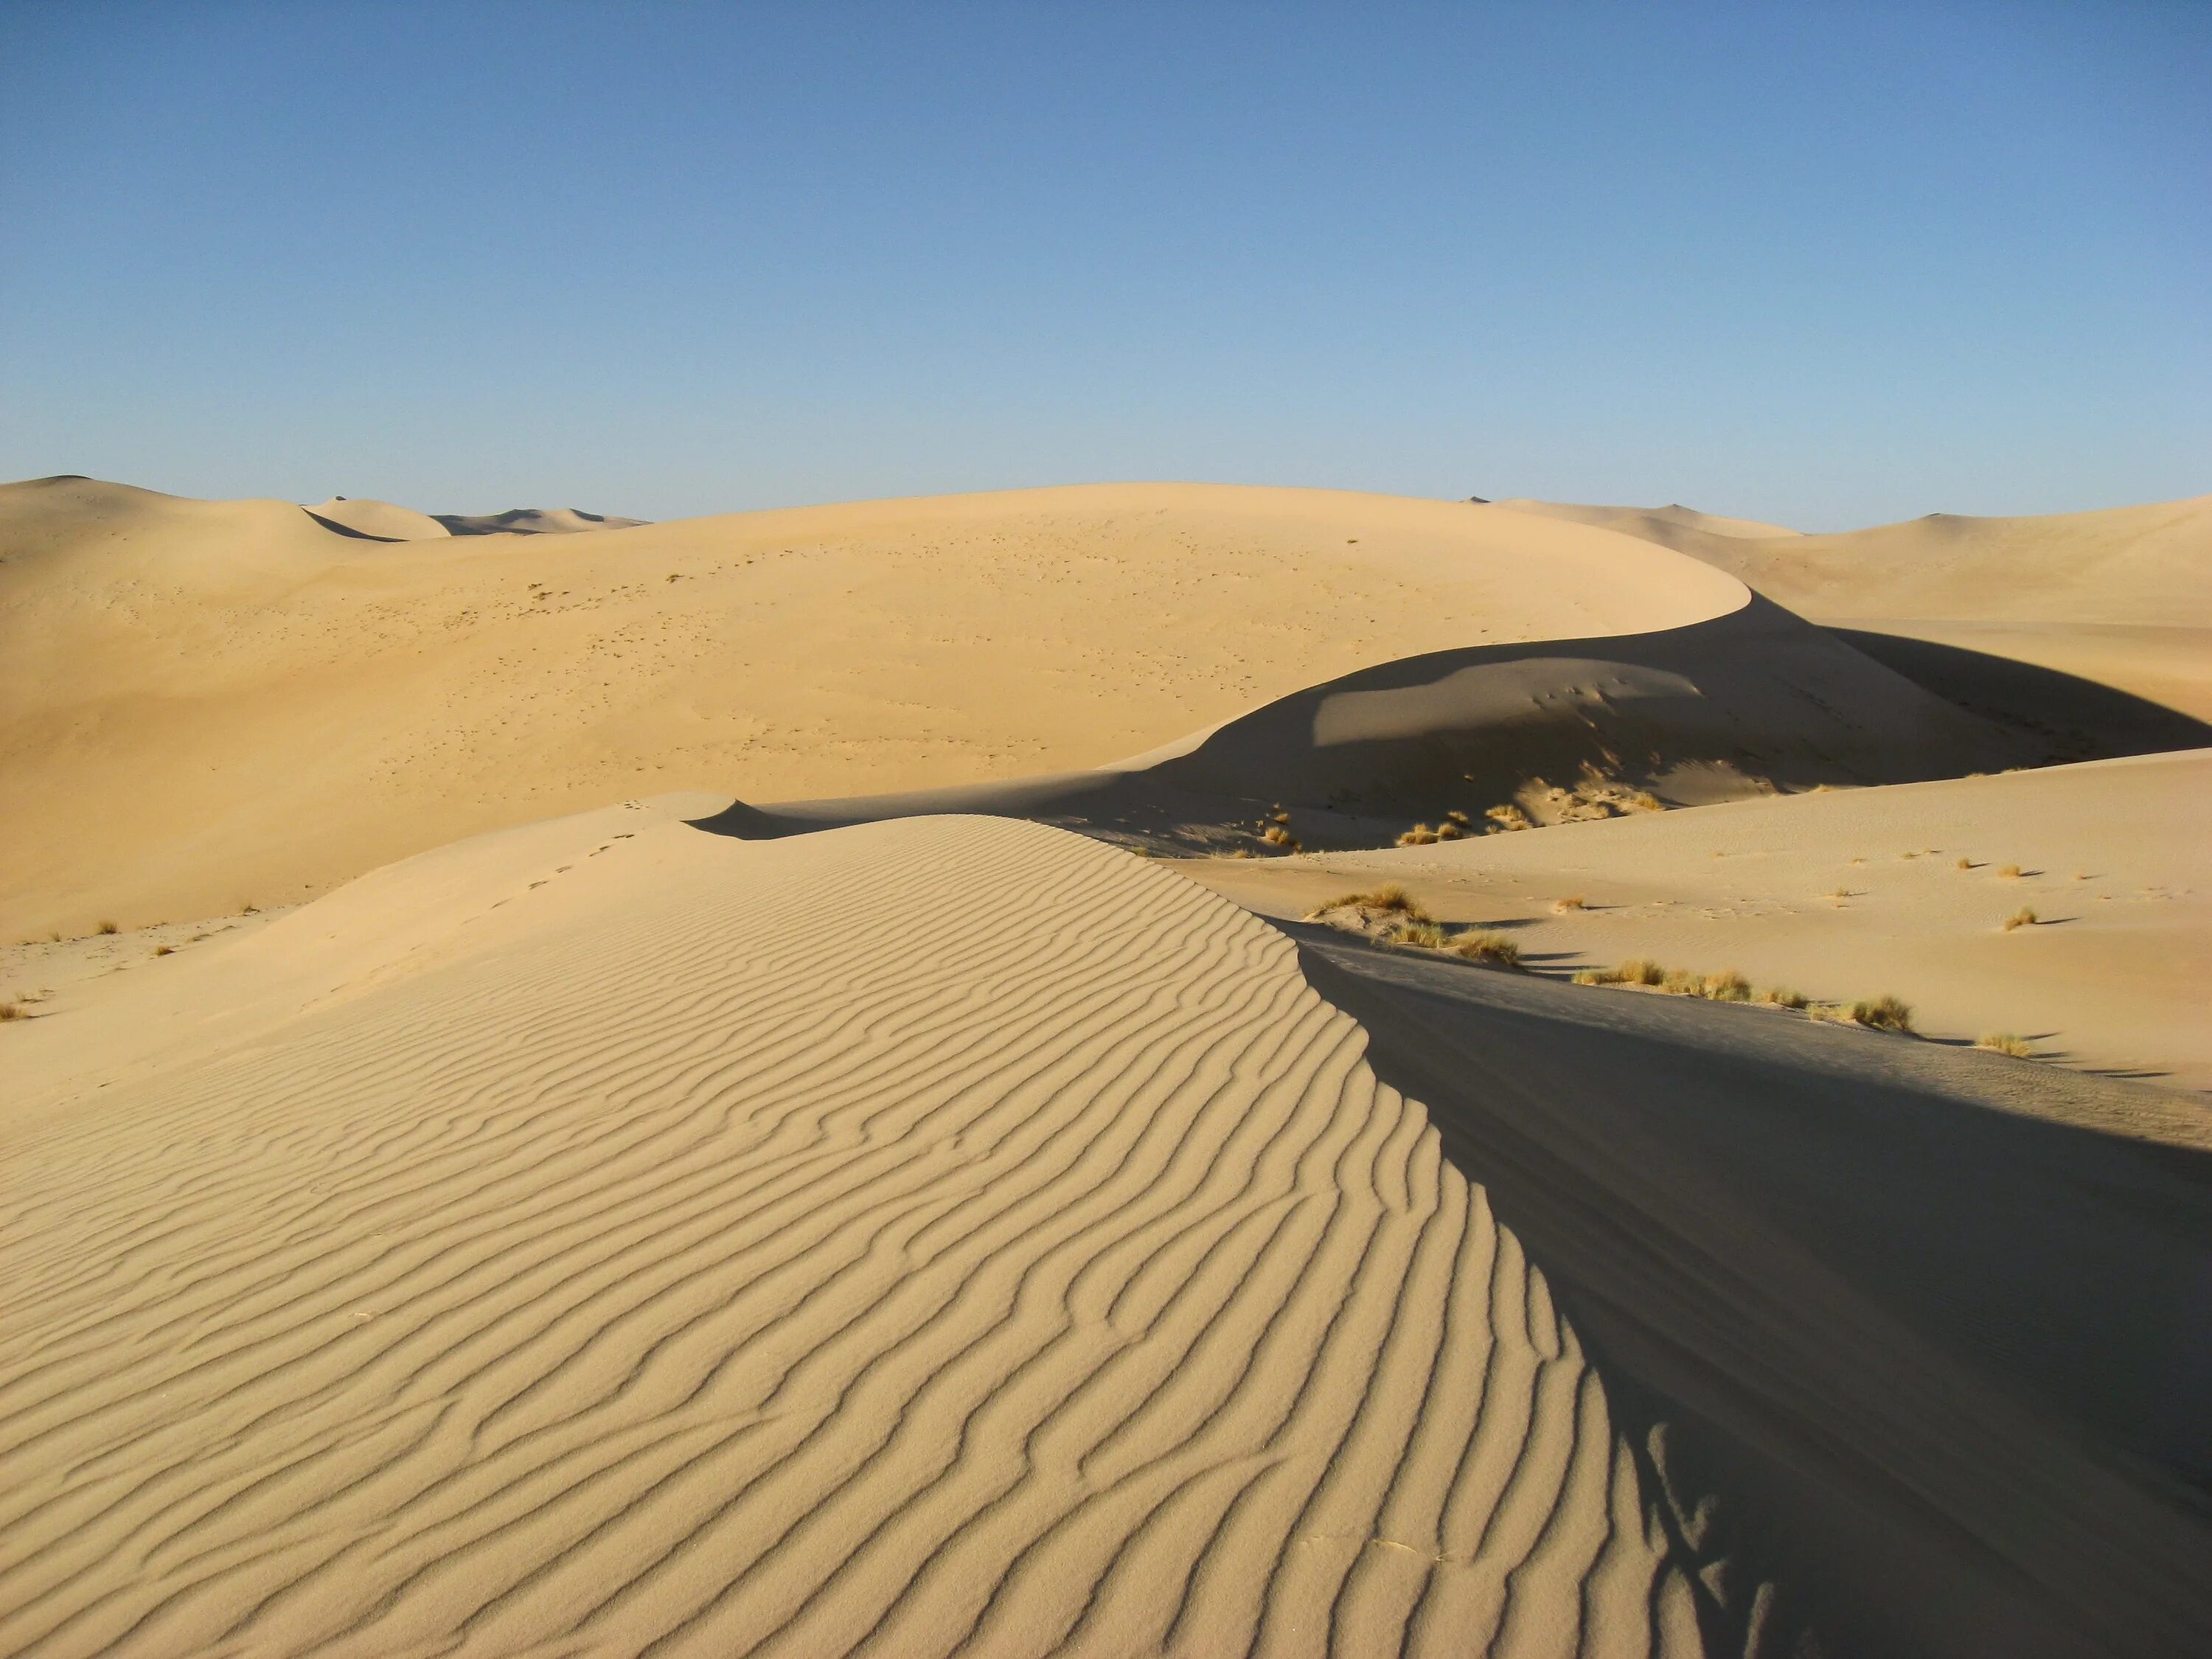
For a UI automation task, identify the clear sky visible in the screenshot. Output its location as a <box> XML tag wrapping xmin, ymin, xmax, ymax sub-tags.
<box><xmin>4</xmin><ymin>1</ymin><xmax>2205</xmax><ymax>529</ymax></box>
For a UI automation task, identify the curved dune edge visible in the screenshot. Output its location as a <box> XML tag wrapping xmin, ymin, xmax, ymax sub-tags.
<box><xmin>1</xmin><ymin>475</ymin><xmax>1751</xmax><ymax>936</ymax></box>
<box><xmin>0</xmin><ymin>813</ymin><xmax>1709</xmax><ymax>1658</ymax></box>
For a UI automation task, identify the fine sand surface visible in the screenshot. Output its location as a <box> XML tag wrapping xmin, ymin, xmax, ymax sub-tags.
<box><xmin>4</xmin><ymin>473</ymin><xmax>2008</xmax><ymax>939</ymax></box>
<box><xmin>1500</xmin><ymin>493</ymin><xmax>2212</xmax><ymax>721</ymax></box>
<box><xmin>1179</xmin><ymin>749</ymin><xmax>2212</xmax><ymax>1093</ymax></box>
<box><xmin>0</xmin><ymin>808</ymin><xmax>1705</xmax><ymax>1658</ymax></box>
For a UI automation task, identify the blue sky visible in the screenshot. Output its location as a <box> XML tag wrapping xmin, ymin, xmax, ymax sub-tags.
<box><xmin>3</xmin><ymin>1</ymin><xmax>2205</xmax><ymax>529</ymax></box>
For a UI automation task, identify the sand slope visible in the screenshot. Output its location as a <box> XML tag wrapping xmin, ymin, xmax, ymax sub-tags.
<box><xmin>1</xmin><ymin>475</ymin><xmax>1787</xmax><ymax>935</ymax></box>
<box><xmin>0</xmin><ymin>810</ymin><xmax>1700</xmax><ymax>1658</ymax></box>
<box><xmin>306</xmin><ymin>498</ymin><xmax>453</xmax><ymax>541</ymax></box>
<box><xmin>1500</xmin><ymin>494</ymin><xmax>2212</xmax><ymax>721</ymax></box>
<box><xmin>1182</xmin><ymin>748</ymin><xmax>2212</xmax><ymax>1091</ymax></box>
<box><xmin>436</xmin><ymin>508</ymin><xmax>650</xmax><ymax>536</ymax></box>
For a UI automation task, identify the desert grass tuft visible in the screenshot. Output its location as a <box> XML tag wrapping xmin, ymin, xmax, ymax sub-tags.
<box><xmin>0</xmin><ymin>1001</ymin><xmax>22</xmax><ymax>1023</ymax></box>
<box><xmin>1553</xmin><ymin>894</ymin><xmax>1586</xmax><ymax>913</ymax></box>
<box><xmin>1848</xmin><ymin>995</ymin><xmax>1914</xmax><ymax>1034</ymax></box>
<box><xmin>1453</xmin><ymin>931</ymin><xmax>1521</xmax><ymax>967</ymax></box>
<box><xmin>1997</xmin><ymin>863</ymin><xmax>2022</xmax><ymax>879</ymax></box>
<box><xmin>1444</xmin><ymin>809</ymin><xmax>1472</xmax><ymax>827</ymax></box>
<box><xmin>1484</xmin><ymin>804</ymin><xmax>1534</xmax><ymax>832</ymax></box>
<box><xmin>1660</xmin><ymin>967</ymin><xmax>1702</xmax><ymax>995</ymax></box>
<box><xmin>1617</xmin><ymin>958</ymin><xmax>1666</xmax><ymax>986</ymax></box>
<box><xmin>1396</xmin><ymin>825</ymin><xmax>1439</xmax><ymax>846</ymax></box>
<box><xmin>1389</xmin><ymin>921</ymin><xmax>1450</xmax><ymax>949</ymax></box>
<box><xmin>1759</xmin><ymin>986</ymin><xmax>1809</xmax><ymax>1009</ymax></box>
<box><xmin>1261</xmin><ymin>825</ymin><xmax>1300</xmax><ymax>850</ymax></box>
<box><xmin>1977</xmin><ymin>1032</ymin><xmax>2034</xmax><ymax>1058</ymax></box>
<box><xmin>1955</xmin><ymin>857</ymin><xmax>1973</xmax><ymax>871</ymax></box>
<box><xmin>1571</xmin><ymin>966</ymin><xmax>1616</xmax><ymax>985</ymax></box>
<box><xmin>2002</xmin><ymin>906</ymin><xmax>2037</xmax><ymax>931</ymax></box>
<box><xmin>153</xmin><ymin>945</ymin><xmax>173</xmax><ymax>956</ymax></box>
<box><xmin>97</xmin><ymin>920</ymin><xmax>118</xmax><ymax>935</ymax></box>
<box><xmin>1700</xmin><ymin>969</ymin><xmax>1753</xmax><ymax>1002</ymax></box>
<box><xmin>1436</xmin><ymin>821</ymin><xmax>1468</xmax><ymax>840</ymax></box>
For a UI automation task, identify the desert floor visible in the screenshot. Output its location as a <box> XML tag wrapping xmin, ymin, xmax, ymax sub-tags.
<box><xmin>3</xmin><ymin>479</ymin><xmax>2208</xmax><ymax>1658</ymax></box>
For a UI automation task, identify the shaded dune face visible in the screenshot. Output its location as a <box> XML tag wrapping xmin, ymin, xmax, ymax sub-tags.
<box><xmin>0</xmin><ymin>817</ymin><xmax>1704</xmax><ymax>1658</ymax></box>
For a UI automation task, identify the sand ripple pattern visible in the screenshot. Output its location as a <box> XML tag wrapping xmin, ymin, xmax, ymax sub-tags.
<box><xmin>0</xmin><ymin>816</ymin><xmax>1698</xmax><ymax>1657</ymax></box>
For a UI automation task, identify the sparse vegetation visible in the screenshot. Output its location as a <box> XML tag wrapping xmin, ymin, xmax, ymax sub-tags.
<box><xmin>1760</xmin><ymin>986</ymin><xmax>1809</xmax><ymax>1009</ymax></box>
<box><xmin>1444</xmin><ymin>810</ymin><xmax>1472</xmax><ymax>827</ymax></box>
<box><xmin>1484</xmin><ymin>804</ymin><xmax>1534</xmax><ymax>832</ymax></box>
<box><xmin>1624</xmin><ymin>790</ymin><xmax>1663</xmax><ymax>813</ymax></box>
<box><xmin>1269</xmin><ymin>812</ymin><xmax>1291</xmax><ymax>825</ymax></box>
<box><xmin>1435</xmin><ymin>821</ymin><xmax>1468</xmax><ymax>840</ymax></box>
<box><xmin>1997</xmin><ymin>863</ymin><xmax>2022</xmax><ymax>880</ymax></box>
<box><xmin>1553</xmin><ymin>894</ymin><xmax>1586</xmax><ymax>913</ymax></box>
<box><xmin>1571</xmin><ymin>967</ymin><xmax>1613</xmax><ymax>985</ymax></box>
<box><xmin>97</xmin><ymin>920</ymin><xmax>118</xmax><ymax>935</ymax></box>
<box><xmin>1397</xmin><ymin>825</ymin><xmax>1439</xmax><ymax>846</ymax></box>
<box><xmin>1848</xmin><ymin>995</ymin><xmax>1914</xmax><ymax>1034</ymax></box>
<box><xmin>1700</xmin><ymin>969</ymin><xmax>1752</xmax><ymax>1002</ymax></box>
<box><xmin>1452</xmin><ymin>931</ymin><xmax>1521</xmax><ymax>967</ymax></box>
<box><xmin>1955</xmin><ymin>857</ymin><xmax>1973</xmax><ymax>871</ymax></box>
<box><xmin>153</xmin><ymin>945</ymin><xmax>173</xmax><ymax>956</ymax></box>
<box><xmin>1389</xmin><ymin>921</ymin><xmax>1449</xmax><ymax>949</ymax></box>
<box><xmin>0</xmin><ymin>1001</ymin><xmax>23</xmax><ymax>1023</ymax></box>
<box><xmin>1261</xmin><ymin>825</ymin><xmax>1300</xmax><ymax>850</ymax></box>
<box><xmin>1978</xmin><ymin>1033</ymin><xmax>2034</xmax><ymax>1058</ymax></box>
<box><xmin>2002</xmin><ymin>906</ymin><xmax>2037</xmax><ymax>931</ymax></box>
<box><xmin>1618</xmin><ymin>958</ymin><xmax>1665</xmax><ymax>986</ymax></box>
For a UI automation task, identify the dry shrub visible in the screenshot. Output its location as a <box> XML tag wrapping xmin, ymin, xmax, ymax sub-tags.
<box><xmin>153</xmin><ymin>945</ymin><xmax>173</xmax><ymax>956</ymax></box>
<box><xmin>1553</xmin><ymin>895</ymin><xmax>1586</xmax><ymax>913</ymax></box>
<box><xmin>1618</xmin><ymin>958</ymin><xmax>1665</xmax><ymax>986</ymax></box>
<box><xmin>1701</xmin><ymin>969</ymin><xmax>1752</xmax><ymax>1002</ymax></box>
<box><xmin>2002</xmin><ymin>906</ymin><xmax>2037</xmax><ymax>931</ymax></box>
<box><xmin>1397</xmin><ymin>825</ymin><xmax>1439</xmax><ymax>846</ymax></box>
<box><xmin>1955</xmin><ymin>857</ymin><xmax>1973</xmax><ymax>871</ymax></box>
<box><xmin>1760</xmin><ymin>986</ymin><xmax>1809</xmax><ymax>1009</ymax></box>
<box><xmin>1269</xmin><ymin>811</ymin><xmax>1291</xmax><ymax>825</ymax></box>
<box><xmin>1848</xmin><ymin>995</ymin><xmax>1914</xmax><ymax>1033</ymax></box>
<box><xmin>1444</xmin><ymin>810</ymin><xmax>1472</xmax><ymax>827</ymax></box>
<box><xmin>1978</xmin><ymin>1033</ymin><xmax>2033</xmax><ymax>1058</ymax></box>
<box><xmin>1453</xmin><ymin>931</ymin><xmax>1521</xmax><ymax>967</ymax></box>
<box><xmin>1436</xmin><ymin>822</ymin><xmax>1468</xmax><ymax>840</ymax></box>
<box><xmin>1572</xmin><ymin>966</ymin><xmax>1615</xmax><ymax>985</ymax></box>
<box><xmin>1624</xmin><ymin>790</ymin><xmax>1663</xmax><ymax>813</ymax></box>
<box><xmin>1391</xmin><ymin>921</ymin><xmax>1449</xmax><ymax>949</ymax></box>
<box><xmin>1484</xmin><ymin>804</ymin><xmax>1533</xmax><ymax>832</ymax></box>
<box><xmin>97</xmin><ymin>920</ymin><xmax>119</xmax><ymax>935</ymax></box>
<box><xmin>1997</xmin><ymin>863</ymin><xmax>2022</xmax><ymax>880</ymax></box>
<box><xmin>1660</xmin><ymin>967</ymin><xmax>1702</xmax><ymax>995</ymax></box>
<box><xmin>1261</xmin><ymin>825</ymin><xmax>1299</xmax><ymax>849</ymax></box>
<box><xmin>0</xmin><ymin>1001</ymin><xmax>22</xmax><ymax>1023</ymax></box>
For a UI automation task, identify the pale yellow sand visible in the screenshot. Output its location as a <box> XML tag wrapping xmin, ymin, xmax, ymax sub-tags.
<box><xmin>0</xmin><ymin>477</ymin><xmax>1745</xmax><ymax>938</ymax></box>
<box><xmin>1496</xmin><ymin>493</ymin><xmax>2212</xmax><ymax>716</ymax></box>
<box><xmin>1179</xmin><ymin>748</ymin><xmax>2212</xmax><ymax>1091</ymax></box>
<box><xmin>0</xmin><ymin>809</ymin><xmax>1698</xmax><ymax>1658</ymax></box>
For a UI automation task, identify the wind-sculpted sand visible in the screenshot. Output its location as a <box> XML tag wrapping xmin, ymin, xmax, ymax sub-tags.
<box><xmin>0</xmin><ymin>811</ymin><xmax>1702</xmax><ymax>1658</ymax></box>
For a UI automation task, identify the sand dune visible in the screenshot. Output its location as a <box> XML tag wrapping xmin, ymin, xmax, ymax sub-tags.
<box><xmin>436</xmin><ymin>507</ymin><xmax>651</xmax><ymax>536</ymax></box>
<box><xmin>1506</xmin><ymin>493</ymin><xmax>2212</xmax><ymax>721</ymax></box>
<box><xmin>1182</xmin><ymin>748</ymin><xmax>2212</xmax><ymax>1091</ymax></box>
<box><xmin>305</xmin><ymin>498</ymin><xmax>453</xmax><ymax>541</ymax></box>
<box><xmin>3</xmin><ymin>473</ymin><xmax>1811</xmax><ymax>936</ymax></box>
<box><xmin>0</xmin><ymin>810</ymin><xmax>1703</xmax><ymax>1658</ymax></box>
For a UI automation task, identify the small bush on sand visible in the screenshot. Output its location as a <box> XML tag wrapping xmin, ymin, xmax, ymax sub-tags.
<box><xmin>1624</xmin><ymin>790</ymin><xmax>1663</xmax><ymax>813</ymax></box>
<box><xmin>0</xmin><ymin>1001</ymin><xmax>22</xmax><ymax>1022</ymax></box>
<box><xmin>153</xmin><ymin>945</ymin><xmax>173</xmax><ymax>956</ymax></box>
<box><xmin>1701</xmin><ymin>969</ymin><xmax>1752</xmax><ymax>1002</ymax></box>
<box><xmin>1391</xmin><ymin>921</ymin><xmax>1449</xmax><ymax>949</ymax></box>
<box><xmin>1554</xmin><ymin>895</ymin><xmax>1586</xmax><ymax>912</ymax></box>
<box><xmin>1997</xmin><ymin>863</ymin><xmax>2022</xmax><ymax>880</ymax></box>
<box><xmin>1453</xmin><ymin>931</ymin><xmax>1521</xmax><ymax>967</ymax></box>
<box><xmin>1270</xmin><ymin>812</ymin><xmax>1291</xmax><ymax>825</ymax></box>
<box><xmin>1436</xmin><ymin>821</ymin><xmax>1468</xmax><ymax>840</ymax></box>
<box><xmin>1484</xmin><ymin>804</ymin><xmax>1534</xmax><ymax>832</ymax></box>
<box><xmin>2002</xmin><ymin>906</ymin><xmax>2037</xmax><ymax>931</ymax></box>
<box><xmin>1661</xmin><ymin>967</ymin><xmax>1701</xmax><ymax>995</ymax></box>
<box><xmin>1978</xmin><ymin>1033</ymin><xmax>2033</xmax><ymax>1058</ymax></box>
<box><xmin>1261</xmin><ymin>825</ymin><xmax>1299</xmax><ymax>849</ymax></box>
<box><xmin>1618</xmin><ymin>958</ymin><xmax>1666</xmax><ymax>986</ymax></box>
<box><xmin>1572</xmin><ymin>966</ymin><xmax>1615</xmax><ymax>985</ymax></box>
<box><xmin>1848</xmin><ymin>995</ymin><xmax>1914</xmax><ymax>1033</ymax></box>
<box><xmin>1955</xmin><ymin>857</ymin><xmax>1973</xmax><ymax>871</ymax></box>
<box><xmin>1444</xmin><ymin>809</ymin><xmax>1472</xmax><ymax>827</ymax></box>
<box><xmin>1759</xmin><ymin>986</ymin><xmax>1809</xmax><ymax>1009</ymax></box>
<box><xmin>1363</xmin><ymin>884</ymin><xmax>1422</xmax><ymax>914</ymax></box>
<box><xmin>1397</xmin><ymin>825</ymin><xmax>1439</xmax><ymax>846</ymax></box>
<box><xmin>97</xmin><ymin>920</ymin><xmax>118</xmax><ymax>935</ymax></box>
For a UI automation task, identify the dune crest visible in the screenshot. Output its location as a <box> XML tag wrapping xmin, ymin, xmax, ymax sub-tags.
<box><xmin>0</xmin><ymin>813</ymin><xmax>1703</xmax><ymax>1658</ymax></box>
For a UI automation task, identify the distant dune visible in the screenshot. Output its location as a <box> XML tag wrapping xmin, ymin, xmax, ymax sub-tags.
<box><xmin>1503</xmin><ymin>493</ymin><xmax>2212</xmax><ymax>723</ymax></box>
<box><xmin>3</xmin><ymin>473</ymin><xmax>1983</xmax><ymax>936</ymax></box>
